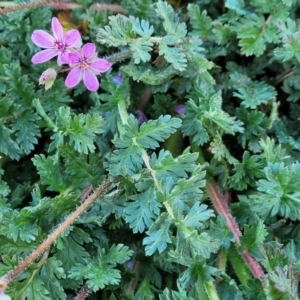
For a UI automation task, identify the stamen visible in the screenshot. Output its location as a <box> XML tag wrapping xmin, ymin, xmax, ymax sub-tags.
<box><xmin>80</xmin><ymin>60</ymin><xmax>89</xmax><ymax>69</ymax></box>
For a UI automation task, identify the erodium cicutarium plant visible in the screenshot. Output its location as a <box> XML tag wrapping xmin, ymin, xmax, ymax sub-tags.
<box><xmin>3</xmin><ymin>0</ymin><xmax>300</xmax><ymax>299</ymax></box>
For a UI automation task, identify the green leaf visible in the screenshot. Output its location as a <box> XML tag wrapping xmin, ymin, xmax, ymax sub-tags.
<box><xmin>87</xmin><ymin>265</ymin><xmax>121</xmax><ymax>291</ymax></box>
<box><xmin>40</xmin><ymin>257</ymin><xmax>66</xmax><ymax>300</ymax></box>
<box><xmin>159</xmin><ymin>38</ymin><xmax>187</xmax><ymax>71</ymax></box>
<box><xmin>68</xmin><ymin>244</ymin><xmax>133</xmax><ymax>291</ymax></box>
<box><xmin>229</xmin><ymin>151</ymin><xmax>265</xmax><ymax>190</ymax></box>
<box><xmin>0</xmin><ymin>123</ymin><xmax>22</xmax><ymax>160</ymax></box>
<box><xmin>103</xmin><ymin>244</ymin><xmax>134</xmax><ymax>265</ymax></box>
<box><xmin>60</xmin><ymin>145</ymin><xmax>104</xmax><ymax>188</ymax></box>
<box><xmin>130</xmin><ymin>37</ymin><xmax>153</xmax><ymax>63</ymax></box>
<box><xmin>129</xmin><ymin>16</ymin><xmax>154</xmax><ymax>36</ymax></box>
<box><xmin>159</xmin><ymin>283</ymin><xmax>194</xmax><ymax>300</ymax></box>
<box><xmin>237</xmin><ymin>14</ymin><xmax>279</xmax><ymax>56</ymax></box>
<box><xmin>51</xmin><ymin>107</ymin><xmax>104</xmax><ymax>154</ymax></box>
<box><xmin>121</xmin><ymin>63</ymin><xmax>176</xmax><ymax>85</ymax></box>
<box><xmin>143</xmin><ymin>214</ymin><xmax>172</xmax><ymax>255</ymax></box>
<box><xmin>151</xmin><ymin>148</ymin><xmax>199</xmax><ymax>181</ymax></box>
<box><xmin>182</xmin><ymin>93</ymin><xmax>243</xmax><ymax>146</ymax></box>
<box><xmin>23</xmin><ymin>277</ymin><xmax>52</xmax><ymax>300</ymax></box>
<box><xmin>97</xmin><ymin>15</ymin><xmax>136</xmax><ymax>47</ymax></box>
<box><xmin>236</xmin><ymin>107</ymin><xmax>265</xmax><ymax>150</ymax></box>
<box><xmin>2</xmin><ymin>209</ymin><xmax>39</xmax><ymax>243</ymax></box>
<box><xmin>230</xmin><ymin>72</ymin><xmax>277</xmax><ymax>108</ymax></box>
<box><xmin>124</xmin><ymin>188</ymin><xmax>162</xmax><ymax>233</ymax></box>
<box><xmin>274</xmin><ymin>19</ymin><xmax>300</xmax><ymax>62</ymax></box>
<box><xmin>32</xmin><ymin>155</ymin><xmax>67</xmax><ymax>192</ymax></box>
<box><xmin>240</xmin><ymin>221</ymin><xmax>268</xmax><ymax>252</ymax></box>
<box><xmin>252</xmin><ymin>162</ymin><xmax>300</xmax><ymax>220</ymax></box>
<box><xmin>182</xmin><ymin>203</ymin><xmax>214</xmax><ymax>228</ymax></box>
<box><xmin>187</xmin><ymin>4</ymin><xmax>213</xmax><ymax>39</ymax></box>
<box><xmin>155</xmin><ymin>0</ymin><xmax>187</xmax><ymax>38</ymax></box>
<box><xmin>108</xmin><ymin>115</ymin><xmax>181</xmax><ymax>175</ymax></box>
<box><xmin>11</xmin><ymin>110</ymin><xmax>40</xmax><ymax>154</ymax></box>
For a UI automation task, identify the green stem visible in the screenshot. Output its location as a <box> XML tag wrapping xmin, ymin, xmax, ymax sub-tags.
<box><xmin>195</xmin><ymin>276</ymin><xmax>209</xmax><ymax>300</ymax></box>
<box><xmin>204</xmin><ymin>281</ymin><xmax>220</xmax><ymax>300</ymax></box>
<box><xmin>164</xmin><ymin>130</ymin><xmax>183</xmax><ymax>157</ymax></box>
<box><xmin>218</xmin><ymin>248</ymin><xmax>227</xmax><ymax>272</ymax></box>
<box><xmin>227</xmin><ymin>245</ymin><xmax>251</xmax><ymax>286</ymax></box>
<box><xmin>190</xmin><ymin>139</ymin><xmax>206</xmax><ymax>165</ymax></box>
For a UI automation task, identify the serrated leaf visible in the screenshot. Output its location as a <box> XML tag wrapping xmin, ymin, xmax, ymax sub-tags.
<box><xmin>124</xmin><ymin>188</ymin><xmax>162</xmax><ymax>233</ymax></box>
<box><xmin>182</xmin><ymin>203</ymin><xmax>214</xmax><ymax>228</ymax></box>
<box><xmin>130</xmin><ymin>37</ymin><xmax>153</xmax><ymax>63</ymax></box>
<box><xmin>102</xmin><ymin>244</ymin><xmax>134</xmax><ymax>265</ymax></box>
<box><xmin>97</xmin><ymin>15</ymin><xmax>136</xmax><ymax>47</ymax></box>
<box><xmin>32</xmin><ymin>154</ymin><xmax>67</xmax><ymax>192</ymax></box>
<box><xmin>129</xmin><ymin>16</ymin><xmax>154</xmax><ymax>36</ymax></box>
<box><xmin>11</xmin><ymin>110</ymin><xmax>40</xmax><ymax>154</ymax></box>
<box><xmin>230</xmin><ymin>73</ymin><xmax>277</xmax><ymax>108</ymax></box>
<box><xmin>187</xmin><ymin>4</ymin><xmax>212</xmax><ymax>39</ymax></box>
<box><xmin>0</xmin><ymin>123</ymin><xmax>22</xmax><ymax>160</ymax></box>
<box><xmin>159</xmin><ymin>39</ymin><xmax>187</xmax><ymax>71</ymax></box>
<box><xmin>156</xmin><ymin>0</ymin><xmax>187</xmax><ymax>38</ymax></box>
<box><xmin>144</xmin><ymin>218</ymin><xmax>172</xmax><ymax>255</ymax></box>
<box><xmin>24</xmin><ymin>277</ymin><xmax>52</xmax><ymax>300</ymax></box>
<box><xmin>40</xmin><ymin>257</ymin><xmax>66</xmax><ymax>300</ymax></box>
<box><xmin>151</xmin><ymin>148</ymin><xmax>199</xmax><ymax>181</ymax></box>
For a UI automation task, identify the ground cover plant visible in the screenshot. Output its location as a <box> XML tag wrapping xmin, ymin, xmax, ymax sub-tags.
<box><xmin>1</xmin><ymin>0</ymin><xmax>300</xmax><ymax>299</ymax></box>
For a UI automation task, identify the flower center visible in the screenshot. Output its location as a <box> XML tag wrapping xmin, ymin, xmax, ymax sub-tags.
<box><xmin>54</xmin><ymin>41</ymin><xmax>65</xmax><ymax>51</ymax></box>
<box><xmin>80</xmin><ymin>60</ymin><xmax>90</xmax><ymax>69</ymax></box>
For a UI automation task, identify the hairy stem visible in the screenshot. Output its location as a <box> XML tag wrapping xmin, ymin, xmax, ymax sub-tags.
<box><xmin>207</xmin><ymin>181</ymin><xmax>265</xmax><ymax>279</ymax></box>
<box><xmin>74</xmin><ymin>285</ymin><xmax>90</xmax><ymax>300</ymax></box>
<box><xmin>207</xmin><ymin>182</ymin><xmax>242</xmax><ymax>244</ymax></box>
<box><xmin>0</xmin><ymin>180</ymin><xmax>112</xmax><ymax>285</ymax></box>
<box><xmin>204</xmin><ymin>281</ymin><xmax>220</xmax><ymax>300</ymax></box>
<box><xmin>0</xmin><ymin>0</ymin><xmax>66</xmax><ymax>15</ymax></box>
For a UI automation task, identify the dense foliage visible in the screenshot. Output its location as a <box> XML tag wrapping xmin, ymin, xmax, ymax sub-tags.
<box><xmin>1</xmin><ymin>0</ymin><xmax>300</xmax><ymax>299</ymax></box>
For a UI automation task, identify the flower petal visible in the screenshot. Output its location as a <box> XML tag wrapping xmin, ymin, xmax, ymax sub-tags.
<box><xmin>31</xmin><ymin>30</ymin><xmax>55</xmax><ymax>48</ymax></box>
<box><xmin>89</xmin><ymin>59</ymin><xmax>112</xmax><ymax>73</ymax></box>
<box><xmin>68</xmin><ymin>51</ymin><xmax>81</xmax><ymax>65</ymax></box>
<box><xmin>51</xmin><ymin>17</ymin><xmax>64</xmax><ymax>42</ymax></box>
<box><xmin>31</xmin><ymin>49</ymin><xmax>59</xmax><ymax>64</ymax></box>
<box><xmin>58</xmin><ymin>50</ymin><xmax>71</xmax><ymax>65</ymax></box>
<box><xmin>82</xmin><ymin>43</ymin><xmax>96</xmax><ymax>60</ymax></box>
<box><xmin>65</xmin><ymin>29</ymin><xmax>82</xmax><ymax>48</ymax></box>
<box><xmin>83</xmin><ymin>69</ymin><xmax>99</xmax><ymax>91</ymax></box>
<box><xmin>65</xmin><ymin>67</ymin><xmax>82</xmax><ymax>88</ymax></box>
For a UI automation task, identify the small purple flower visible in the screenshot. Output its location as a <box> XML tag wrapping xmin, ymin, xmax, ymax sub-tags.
<box><xmin>112</xmin><ymin>75</ymin><xmax>123</xmax><ymax>86</ymax></box>
<box><xmin>31</xmin><ymin>17</ymin><xmax>81</xmax><ymax>65</ymax></box>
<box><xmin>174</xmin><ymin>104</ymin><xmax>186</xmax><ymax>115</ymax></box>
<box><xmin>65</xmin><ymin>43</ymin><xmax>112</xmax><ymax>91</ymax></box>
<box><xmin>135</xmin><ymin>110</ymin><xmax>147</xmax><ymax>125</ymax></box>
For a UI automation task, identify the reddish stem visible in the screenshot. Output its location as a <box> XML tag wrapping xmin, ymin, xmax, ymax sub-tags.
<box><xmin>207</xmin><ymin>182</ymin><xmax>264</xmax><ymax>279</ymax></box>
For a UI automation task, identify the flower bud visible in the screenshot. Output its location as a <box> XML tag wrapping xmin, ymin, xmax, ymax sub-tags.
<box><xmin>135</xmin><ymin>110</ymin><xmax>147</xmax><ymax>125</ymax></box>
<box><xmin>112</xmin><ymin>75</ymin><xmax>123</xmax><ymax>86</ymax></box>
<box><xmin>39</xmin><ymin>68</ymin><xmax>57</xmax><ymax>90</ymax></box>
<box><xmin>174</xmin><ymin>104</ymin><xmax>186</xmax><ymax>115</ymax></box>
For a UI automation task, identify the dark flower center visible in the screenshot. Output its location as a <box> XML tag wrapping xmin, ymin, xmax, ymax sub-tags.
<box><xmin>54</xmin><ymin>41</ymin><xmax>65</xmax><ymax>51</ymax></box>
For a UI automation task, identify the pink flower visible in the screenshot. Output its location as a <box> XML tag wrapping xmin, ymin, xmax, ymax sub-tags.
<box><xmin>65</xmin><ymin>43</ymin><xmax>112</xmax><ymax>91</ymax></box>
<box><xmin>31</xmin><ymin>17</ymin><xmax>81</xmax><ymax>65</ymax></box>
